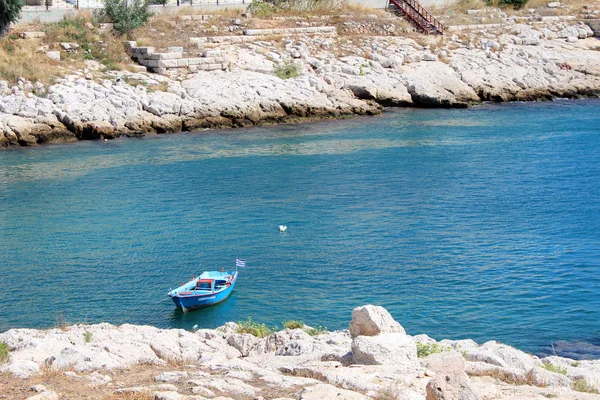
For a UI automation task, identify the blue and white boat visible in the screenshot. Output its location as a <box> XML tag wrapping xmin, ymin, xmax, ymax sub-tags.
<box><xmin>168</xmin><ymin>270</ymin><xmax>238</xmax><ymax>312</ymax></box>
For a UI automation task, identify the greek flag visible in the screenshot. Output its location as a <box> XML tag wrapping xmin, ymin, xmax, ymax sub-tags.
<box><xmin>235</xmin><ymin>258</ymin><xmax>246</xmax><ymax>268</ymax></box>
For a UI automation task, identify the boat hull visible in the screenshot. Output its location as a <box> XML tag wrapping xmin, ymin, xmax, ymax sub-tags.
<box><xmin>168</xmin><ymin>271</ymin><xmax>237</xmax><ymax>312</ymax></box>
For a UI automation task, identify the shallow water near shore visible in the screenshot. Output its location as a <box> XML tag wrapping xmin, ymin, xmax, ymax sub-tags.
<box><xmin>1</xmin><ymin>99</ymin><xmax>599</xmax><ymax>359</ymax></box>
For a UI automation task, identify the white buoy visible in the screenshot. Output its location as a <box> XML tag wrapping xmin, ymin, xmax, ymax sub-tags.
<box><xmin>192</xmin><ymin>324</ymin><xmax>199</xmax><ymax>330</ymax></box>
<box><xmin>279</xmin><ymin>225</ymin><xmax>287</xmax><ymax>232</ymax></box>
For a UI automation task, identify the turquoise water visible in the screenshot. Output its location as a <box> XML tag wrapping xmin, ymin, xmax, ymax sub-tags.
<box><xmin>1</xmin><ymin>99</ymin><xmax>599</xmax><ymax>358</ymax></box>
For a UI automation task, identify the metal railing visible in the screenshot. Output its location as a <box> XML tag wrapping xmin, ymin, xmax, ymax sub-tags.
<box><xmin>389</xmin><ymin>0</ymin><xmax>444</xmax><ymax>34</ymax></box>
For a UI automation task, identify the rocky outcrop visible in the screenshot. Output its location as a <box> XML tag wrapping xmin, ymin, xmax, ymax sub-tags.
<box><xmin>0</xmin><ymin>306</ymin><xmax>599</xmax><ymax>400</ymax></box>
<box><xmin>2</xmin><ymin>17</ymin><xmax>600</xmax><ymax>148</ymax></box>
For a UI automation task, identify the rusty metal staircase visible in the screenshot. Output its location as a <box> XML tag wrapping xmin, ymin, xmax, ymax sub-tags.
<box><xmin>388</xmin><ymin>0</ymin><xmax>445</xmax><ymax>35</ymax></box>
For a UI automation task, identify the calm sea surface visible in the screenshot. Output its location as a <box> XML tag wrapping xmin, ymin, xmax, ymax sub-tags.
<box><xmin>1</xmin><ymin>99</ymin><xmax>599</xmax><ymax>358</ymax></box>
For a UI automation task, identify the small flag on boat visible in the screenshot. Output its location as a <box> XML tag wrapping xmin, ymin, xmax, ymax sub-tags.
<box><xmin>235</xmin><ymin>258</ymin><xmax>246</xmax><ymax>268</ymax></box>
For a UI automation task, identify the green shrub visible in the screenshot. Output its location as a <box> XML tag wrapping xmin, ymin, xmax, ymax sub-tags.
<box><xmin>236</xmin><ymin>317</ymin><xmax>275</xmax><ymax>338</ymax></box>
<box><xmin>83</xmin><ymin>331</ymin><xmax>93</xmax><ymax>343</ymax></box>
<box><xmin>249</xmin><ymin>0</ymin><xmax>278</xmax><ymax>18</ymax></box>
<box><xmin>416</xmin><ymin>342</ymin><xmax>449</xmax><ymax>358</ymax></box>
<box><xmin>0</xmin><ymin>0</ymin><xmax>23</xmax><ymax>36</ymax></box>
<box><xmin>274</xmin><ymin>63</ymin><xmax>300</xmax><ymax>80</ymax></box>
<box><xmin>497</xmin><ymin>0</ymin><xmax>528</xmax><ymax>9</ymax></box>
<box><xmin>573</xmin><ymin>378</ymin><xmax>598</xmax><ymax>394</ymax></box>
<box><xmin>542</xmin><ymin>362</ymin><xmax>567</xmax><ymax>375</ymax></box>
<box><xmin>282</xmin><ymin>320</ymin><xmax>304</xmax><ymax>330</ymax></box>
<box><xmin>94</xmin><ymin>0</ymin><xmax>153</xmax><ymax>36</ymax></box>
<box><xmin>0</xmin><ymin>341</ymin><xmax>9</xmax><ymax>363</ymax></box>
<box><xmin>304</xmin><ymin>326</ymin><xmax>328</xmax><ymax>336</ymax></box>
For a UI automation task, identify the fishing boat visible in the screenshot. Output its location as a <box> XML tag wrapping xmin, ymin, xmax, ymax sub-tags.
<box><xmin>168</xmin><ymin>269</ymin><xmax>238</xmax><ymax>312</ymax></box>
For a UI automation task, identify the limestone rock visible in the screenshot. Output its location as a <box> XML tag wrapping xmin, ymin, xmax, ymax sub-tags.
<box><xmin>155</xmin><ymin>371</ymin><xmax>189</xmax><ymax>383</ymax></box>
<box><xmin>421</xmin><ymin>351</ymin><xmax>467</xmax><ymax>377</ymax></box>
<box><xmin>426</xmin><ymin>374</ymin><xmax>480</xmax><ymax>400</ymax></box>
<box><xmin>26</xmin><ymin>391</ymin><xmax>58</xmax><ymax>400</ymax></box>
<box><xmin>464</xmin><ymin>341</ymin><xmax>538</xmax><ymax>373</ymax></box>
<box><xmin>349</xmin><ymin>305</ymin><xmax>405</xmax><ymax>338</ymax></box>
<box><xmin>1</xmin><ymin>359</ymin><xmax>40</xmax><ymax>378</ymax></box>
<box><xmin>351</xmin><ymin>333</ymin><xmax>418</xmax><ymax>368</ymax></box>
<box><xmin>299</xmin><ymin>383</ymin><xmax>369</xmax><ymax>400</ymax></box>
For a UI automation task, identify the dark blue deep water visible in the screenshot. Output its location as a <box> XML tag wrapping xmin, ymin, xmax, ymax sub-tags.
<box><xmin>1</xmin><ymin>99</ymin><xmax>599</xmax><ymax>359</ymax></box>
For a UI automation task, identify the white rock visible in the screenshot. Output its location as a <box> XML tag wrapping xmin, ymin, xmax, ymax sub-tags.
<box><xmin>153</xmin><ymin>391</ymin><xmax>183</xmax><ymax>400</ymax></box>
<box><xmin>2</xmin><ymin>360</ymin><xmax>40</xmax><ymax>378</ymax></box>
<box><xmin>299</xmin><ymin>383</ymin><xmax>369</xmax><ymax>400</ymax></box>
<box><xmin>349</xmin><ymin>305</ymin><xmax>405</xmax><ymax>338</ymax></box>
<box><xmin>155</xmin><ymin>371</ymin><xmax>189</xmax><ymax>382</ymax></box>
<box><xmin>351</xmin><ymin>333</ymin><xmax>418</xmax><ymax>368</ymax></box>
<box><xmin>46</xmin><ymin>51</ymin><xmax>60</xmax><ymax>61</ymax></box>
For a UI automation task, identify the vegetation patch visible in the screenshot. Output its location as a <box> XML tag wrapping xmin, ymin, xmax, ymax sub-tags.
<box><xmin>542</xmin><ymin>362</ymin><xmax>567</xmax><ymax>375</ymax></box>
<box><xmin>573</xmin><ymin>378</ymin><xmax>599</xmax><ymax>394</ymax></box>
<box><xmin>94</xmin><ymin>0</ymin><xmax>153</xmax><ymax>36</ymax></box>
<box><xmin>274</xmin><ymin>62</ymin><xmax>301</xmax><ymax>80</ymax></box>
<box><xmin>0</xmin><ymin>341</ymin><xmax>9</xmax><ymax>363</ymax></box>
<box><xmin>236</xmin><ymin>317</ymin><xmax>276</xmax><ymax>338</ymax></box>
<box><xmin>416</xmin><ymin>342</ymin><xmax>450</xmax><ymax>358</ymax></box>
<box><xmin>304</xmin><ymin>325</ymin><xmax>328</xmax><ymax>336</ymax></box>
<box><xmin>282</xmin><ymin>320</ymin><xmax>304</xmax><ymax>330</ymax></box>
<box><xmin>0</xmin><ymin>14</ymin><xmax>131</xmax><ymax>85</ymax></box>
<box><xmin>83</xmin><ymin>330</ymin><xmax>93</xmax><ymax>343</ymax></box>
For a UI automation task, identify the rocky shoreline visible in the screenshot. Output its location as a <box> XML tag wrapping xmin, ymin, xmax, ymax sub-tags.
<box><xmin>1</xmin><ymin>305</ymin><xmax>599</xmax><ymax>400</ymax></box>
<box><xmin>1</xmin><ymin>13</ymin><xmax>600</xmax><ymax>148</ymax></box>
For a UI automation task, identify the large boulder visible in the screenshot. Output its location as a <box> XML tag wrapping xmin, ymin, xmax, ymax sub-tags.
<box><xmin>349</xmin><ymin>305</ymin><xmax>405</xmax><ymax>338</ymax></box>
<box><xmin>351</xmin><ymin>333</ymin><xmax>417</xmax><ymax>368</ymax></box>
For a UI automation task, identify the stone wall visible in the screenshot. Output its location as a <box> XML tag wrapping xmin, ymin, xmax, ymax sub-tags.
<box><xmin>126</xmin><ymin>42</ymin><xmax>227</xmax><ymax>75</ymax></box>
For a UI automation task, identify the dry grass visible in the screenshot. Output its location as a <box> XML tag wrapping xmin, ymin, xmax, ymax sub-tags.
<box><xmin>103</xmin><ymin>392</ymin><xmax>154</xmax><ymax>400</ymax></box>
<box><xmin>0</xmin><ymin>35</ymin><xmax>60</xmax><ymax>84</ymax></box>
<box><xmin>1</xmin><ymin>13</ymin><xmax>131</xmax><ymax>85</ymax></box>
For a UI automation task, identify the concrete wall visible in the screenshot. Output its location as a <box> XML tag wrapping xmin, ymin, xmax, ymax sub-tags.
<box><xmin>17</xmin><ymin>1</ymin><xmax>248</xmax><ymax>24</ymax></box>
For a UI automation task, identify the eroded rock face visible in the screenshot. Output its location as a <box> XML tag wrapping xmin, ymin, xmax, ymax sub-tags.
<box><xmin>349</xmin><ymin>304</ymin><xmax>405</xmax><ymax>338</ymax></box>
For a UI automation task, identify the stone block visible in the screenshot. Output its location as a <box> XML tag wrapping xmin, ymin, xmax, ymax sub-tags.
<box><xmin>202</xmin><ymin>49</ymin><xmax>223</xmax><ymax>58</ymax></box>
<box><xmin>157</xmin><ymin>59</ymin><xmax>179</xmax><ymax>68</ymax></box>
<box><xmin>147</xmin><ymin>52</ymin><xmax>182</xmax><ymax>60</ymax></box>
<box><xmin>187</xmin><ymin>58</ymin><xmax>203</xmax><ymax>66</ymax></box>
<box><xmin>177</xmin><ymin>59</ymin><xmax>189</xmax><ymax>67</ymax></box>
<box><xmin>199</xmin><ymin>63</ymin><xmax>224</xmax><ymax>71</ymax></box>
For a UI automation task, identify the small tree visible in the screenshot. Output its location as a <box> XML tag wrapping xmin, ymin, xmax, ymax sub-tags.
<box><xmin>0</xmin><ymin>0</ymin><xmax>23</xmax><ymax>36</ymax></box>
<box><xmin>94</xmin><ymin>0</ymin><xmax>152</xmax><ymax>36</ymax></box>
